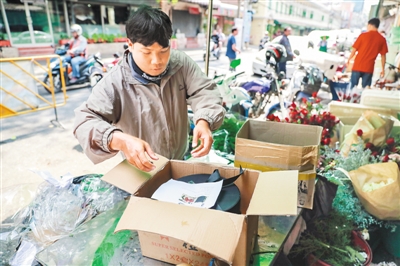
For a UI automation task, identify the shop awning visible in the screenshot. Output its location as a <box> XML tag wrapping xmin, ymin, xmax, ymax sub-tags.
<box><xmin>182</xmin><ymin>0</ymin><xmax>221</xmax><ymax>9</ymax></box>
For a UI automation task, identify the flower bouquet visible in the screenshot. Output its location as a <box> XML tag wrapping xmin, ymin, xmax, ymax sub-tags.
<box><xmin>267</xmin><ymin>93</ymin><xmax>340</xmax><ymax>146</ymax></box>
<box><xmin>336</xmin><ymin>85</ymin><xmax>362</xmax><ymax>103</ymax></box>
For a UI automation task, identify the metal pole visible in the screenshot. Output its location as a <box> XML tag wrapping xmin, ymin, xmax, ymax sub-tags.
<box><xmin>24</xmin><ymin>0</ymin><xmax>36</xmax><ymax>44</ymax></box>
<box><xmin>0</xmin><ymin>0</ymin><xmax>13</xmax><ymax>46</ymax></box>
<box><xmin>45</xmin><ymin>0</ymin><xmax>55</xmax><ymax>45</ymax></box>
<box><xmin>63</xmin><ymin>0</ymin><xmax>71</xmax><ymax>37</ymax></box>
<box><xmin>237</xmin><ymin>0</ymin><xmax>240</xmax><ymax>18</ymax></box>
<box><xmin>205</xmin><ymin>0</ymin><xmax>213</xmax><ymax>77</ymax></box>
<box><xmin>242</xmin><ymin>0</ymin><xmax>248</xmax><ymax>50</ymax></box>
<box><xmin>101</xmin><ymin>5</ymin><xmax>106</xmax><ymax>34</ymax></box>
<box><xmin>375</xmin><ymin>0</ymin><xmax>383</xmax><ymax>18</ymax></box>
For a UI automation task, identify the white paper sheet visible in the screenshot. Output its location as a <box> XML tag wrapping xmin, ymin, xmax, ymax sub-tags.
<box><xmin>151</xmin><ymin>179</ymin><xmax>223</xmax><ymax>209</ymax></box>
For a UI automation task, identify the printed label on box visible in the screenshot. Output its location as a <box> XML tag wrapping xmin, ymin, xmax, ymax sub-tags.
<box><xmin>139</xmin><ymin>231</ymin><xmax>215</xmax><ymax>266</ymax></box>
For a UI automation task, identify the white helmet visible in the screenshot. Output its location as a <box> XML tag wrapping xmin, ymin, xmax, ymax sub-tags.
<box><xmin>70</xmin><ymin>24</ymin><xmax>82</xmax><ymax>35</ymax></box>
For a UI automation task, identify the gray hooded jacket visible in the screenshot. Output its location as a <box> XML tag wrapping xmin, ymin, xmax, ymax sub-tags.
<box><xmin>73</xmin><ymin>49</ymin><xmax>225</xmax><ymax>163</ymax></box>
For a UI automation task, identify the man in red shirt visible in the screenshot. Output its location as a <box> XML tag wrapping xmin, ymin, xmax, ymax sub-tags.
<box><xmin>347</xmin><ymin>18</ymin><xmax>388</xmax><ymax>88</ymax></box>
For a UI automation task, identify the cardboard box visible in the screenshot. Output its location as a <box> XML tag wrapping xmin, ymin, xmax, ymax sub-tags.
<box><xmin>101</xmin><ymin>157</ymin><xmax>298</xmax><ymax>265</ymax></box>
<box><xmin>297</xmin><ymin>170</ymin><xmax>316</xmax><ymax>210</ymax></box>
<box><xmin>360</xmin><ymin>90</ymin><xmax>400</xmax><ymax>111</ymax></box>
<box><xmin>234</xmin><ymin>119</ymin><xmax>323</xmax><ymax>172</ymax></box>
<box><xmin>328</xmin><ymin>101</ymin><xmax>398</xmax><ymax>118</ymax></box>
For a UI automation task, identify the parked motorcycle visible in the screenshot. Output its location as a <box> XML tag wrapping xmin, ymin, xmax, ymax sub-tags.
<box><xmin>43</xmin><ymin>43</ymin><xmax>103</xmax><ymax>93</ymax></box>
<box><xmin>266</xmin><ymin>50</ymin><xmax>332</xmax><ymax>117</ymax></box>
<box><xmin>203</xmin><ymin>41</ymin><xmax>221</xmax><ymax>61</ymax></box>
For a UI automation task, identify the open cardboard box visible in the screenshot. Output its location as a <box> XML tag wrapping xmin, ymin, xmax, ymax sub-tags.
<box><xmin>101</xmin><ymin>156</ymin><xmax>298</xmax><ymax>265</ymax></box>
<box><xmin>234</xmin><ymin>119</ymin><xmax>323</xmax><ymax>172</ymax></box>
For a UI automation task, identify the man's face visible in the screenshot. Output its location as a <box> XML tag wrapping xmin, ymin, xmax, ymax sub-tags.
<box><xmin>72</xmin><ymin>31</ymin><xmax>78</xmax><ymax>38</ymax></box>
<box><xmin>285</xmin><ymin>29</ymin><xmax>291</xmax><ymax>36</ymax></box>
<box><xmin>233</xmin><ymin>30</ymin><xmax>238</xmax><ymax>36</ymax></box>
<box><xmin>128</xmin><ymin>40</ymin><xmax>170</xmax><ymax>76</ymax></box>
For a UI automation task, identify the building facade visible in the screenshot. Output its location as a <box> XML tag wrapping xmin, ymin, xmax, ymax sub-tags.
<box><xmin>250</xmin><ymin>0</ymin><xmax>341</xmax><ymax>45</ymax></box>
<box><xmin>0</xmin><ymin>0</ymin><xmax>159</xmax><ymax>47</ymax></box>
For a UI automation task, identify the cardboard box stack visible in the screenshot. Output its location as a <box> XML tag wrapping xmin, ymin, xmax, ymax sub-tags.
<box><xmin>234</xmin><ymin>119</ymin><xmax>323</xmax><ymax>209</ymax></box>
<box><xmin>101</xmin><ymin>156</ymin><xmax>298</xmax><ymax>265</ymax></box>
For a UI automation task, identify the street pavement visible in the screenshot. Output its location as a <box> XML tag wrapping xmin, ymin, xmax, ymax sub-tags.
<box><xmin>0</xmin><ymin>46</ymin><xmax>258</xmax><ymax>220</ymax></box>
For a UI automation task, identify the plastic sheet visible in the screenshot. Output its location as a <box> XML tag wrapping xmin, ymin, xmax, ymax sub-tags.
<box><xmin>1</xmin><ymin>173</ymin><xmax>129</xmax><ymax>266</ymax></box>
<box><xmin>36</xmin><ymin>201</ymin><xmax>142</xmax><ymax>266</ymax></box>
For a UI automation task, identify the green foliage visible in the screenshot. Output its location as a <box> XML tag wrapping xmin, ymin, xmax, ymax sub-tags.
<box><xmin>291</xmin><ymin>210</ymin><xmax>366</xmax><ymax>266</ymax></box>
<box><xmin>59</xmin><ymin>32</ymin><xmax>69</xmax><ymax>39</ymax></box>
<box><xmin>212</xmin><ymin>116</ymin><xmax>245</xmax><ymax>154</ymax></box>
<box><xmin>319</xmin><ymin>141</ymin><xmax>398</xmax><ymax>231</ymax></box>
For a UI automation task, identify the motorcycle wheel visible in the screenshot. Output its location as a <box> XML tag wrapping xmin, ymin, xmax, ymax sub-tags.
<box><xmin>43</xmin><ymin>73</ymin><xmax>62</xmax><ymax>94</ymax></box>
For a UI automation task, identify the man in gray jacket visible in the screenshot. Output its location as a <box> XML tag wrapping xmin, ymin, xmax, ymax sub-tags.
<box><xmin>74</xmin><ymin>6</ymin><xmax>225</xmax><ymax>172</ymax></box>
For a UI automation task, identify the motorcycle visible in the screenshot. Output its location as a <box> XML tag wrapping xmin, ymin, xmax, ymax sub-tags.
<box><xmin>203</xmin><ymin>41</ymin><xmax>221</xmax><ymax>61</ymax></box>
<box><xmin>89</xmin><ymin>43</ymin><xmax>129</xmax><ymax>88</ymax></box>
<box><xmin>266</xmin><ymin>51</ymin><xmax>331</xmax><ymax>117</ymax></box>
<box><xmin>43</xmin><ymin>43</ymin><xmax>103</xmax><ymax>93</ymax></box>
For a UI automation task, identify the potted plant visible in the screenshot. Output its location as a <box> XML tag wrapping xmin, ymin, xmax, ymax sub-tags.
<box><xmin>290</xmin><ymin>210</ymin><xmax>372</xmax><ymax>266</ymax></box>
<box><xmin>0</xmin><ymin>33</ymin><xmax>11</xmax><ymax>47</ymax></box>
<box><xmin>58</xmin><ymin>33</ymin><xmax>70</xmax><ymax>45</ymax></box>
<box><xmin>113</xmin><ymin>34</ymin><xmax>126</xmax><ymax>43</ymax></box>
<box><xmin>170</xmin><ymin>35</ymin><xmax>177</xmax><ymax>49</ymax></box>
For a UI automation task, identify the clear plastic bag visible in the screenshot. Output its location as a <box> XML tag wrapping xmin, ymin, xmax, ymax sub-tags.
<box><xmin>36</xmin><ymin>201</ymin><xmax>131</xmax><ymax>265</ymax></box>
<box><xmin>1</xmin><ymin>172</ymin><xmax>129</xmax><ymax>265</ymax></box>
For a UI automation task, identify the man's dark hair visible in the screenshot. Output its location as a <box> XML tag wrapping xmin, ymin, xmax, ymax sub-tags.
<box><xmin>231</xmin><ymin>27</ymin><xmax>238</xmax><ymax>33</ymax></box>
<box><xmin>126</xmin><ymin>5</ymin><xmax>172</xmax><ymax>48</ymax></box>
<box><xmin>368</xmin><ymin>18</ymin><xmax>380</xmax><ymax>28</ymax></box>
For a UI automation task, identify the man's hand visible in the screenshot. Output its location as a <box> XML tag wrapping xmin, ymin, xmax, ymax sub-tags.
<box><xmin>67</xmin><ymin>50</ymin><xmax>74</xmax><ymax>56</ymax></box>
<box><xmin>380</xmin><ymin>70</ymin><xmax>385</xmax><ymax>78</ymax></box>
<box><xmin>191</xmin><ymin>120</ymin><xmax>213</xmax><ymax>158</ymax></box>
<box><xmin>110</xmin><ymin>131</ymin><xmax>158</xmax><ymax>172</ymax></box>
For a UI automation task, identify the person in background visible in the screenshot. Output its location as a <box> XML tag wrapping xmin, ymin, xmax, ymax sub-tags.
<box><xmin>226</xmin><ymin>27</ymin><xmax>241</xmax><ymax>71</ymax></box>
<box><xmin>278</xmin><ymin>27</ymin><xmax>294</xmax><ymax>74</ymax></box>
<box><xmin>318</xmin><ymin>36</ymin><xmax>328</xmax><ymax>52</ymax></box>
<box><xmin>73</xmin><ymin>6</ymin><xmax>225</xmax><ymax>172</ymax></box>
<box><xmin>211</xmin><ymin>29</ymin><xmax>220</xmax><ymax>51</ymax></box>
<box><xmin>66</xmin><ymin>24</ymin><xmax>87</xmax><ymax>83</ymax></box>
<box><xmin>217</xmin><ymin>27</ymin><xmax>226</xmax><ymax>47</ymax></box>
<box><xmin>347</xmin><ymin>18</ymin><xmax>388</xmax><ymax>88</ymax></box>
<box><xmin>259</xmin><ymin>30</ymin><xmax>270</xmax><ymax>50</ymax></box>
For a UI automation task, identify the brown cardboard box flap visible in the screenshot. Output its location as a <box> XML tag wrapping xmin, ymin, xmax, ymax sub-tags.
<box><xmin>116</xmin><ymin>196</ymin><xmax>245</xmax><ymax>264</ymax></box>
<box><xmin>238</xmin><ymin>119</ymin><xmax>323</xmax><ymax>146</ymax></box>
<box><xmin>247</xmin><ymin>170</ymin><xmax>298</xmax><ymax>216</ymax></box>
<box><xmin>101</xmin><ymin>155</ymin><xmax>170</xmax><ymax>194</ymax></box>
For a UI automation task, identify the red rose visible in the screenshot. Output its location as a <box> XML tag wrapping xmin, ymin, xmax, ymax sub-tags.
<box><xmin>312</xmin><ymin>92</ymin><xmax>318</xmax><ymax>98</ymax></box>
<box><xmin>365</xmin><ymin>142</ymin><xmax>374</xmax><ymax>150</ymax></box>
<box><xmin>315</xmin><ymin>98</ymin><xmax>321</xmax><ymax>103</ymax></box>
<box><xmin>301</xmin><ymin>109</ymin><xmax>308</xmax><ymax>116</ymax></box>
<box><xmin>285</xmin><ymin>117</ymin><xmax>289</xmax><ymax>122</ymax></box>
<box><xmin>267</xmin><ymin>114</ymin><xmax>275</xmax><ymax>121</ymax></box>
<box><xmin>356</xmin><ymin>129</ymin><xmax>363</xmax><ymax>137</ymax></box>
<box><xmin>371</xmin><ymin>151</ymin><xmax>379</xmax><ymax>157</ymax></box>
<box><xmin>386</xmin><ymin>137</ymin><xmax>395</xmax><ymax>146</ymax></box>
<box><xmin>290</xmin><ymin>102</ymin><xmax>296</xmax><ymax>109</ymax></box>
<box><xmin>322</xmin><ymin>138</ymin><xmax>331</xmax><ymax>145</ymax></box>
<box><xmin>382</xmin><ymin>154</ymin><xmax>389</xmax><ymax>162</ymax></box>
<box><xmin>391</xmin><ymin>146</ymin><xmax>398</xmax><ymax>153</ymax></box>
<box><xmin>301</xmin><ymin>98</ymin><xmax>308</xmax><ymax>104</ymax></box>
<box><xmin>274</xmin><ymin>116</ymin><xmax>281</xmax><ymax>122</ymax></box>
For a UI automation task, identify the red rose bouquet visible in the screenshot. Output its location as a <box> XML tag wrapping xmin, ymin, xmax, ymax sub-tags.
<box><xmin>267</xmin><ymin>93</ymin><xmax>340</xmax><ymax>146</ymax></box>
